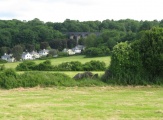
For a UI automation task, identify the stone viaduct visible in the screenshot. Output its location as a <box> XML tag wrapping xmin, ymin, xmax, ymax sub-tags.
<box><xmin>65</xmin><ymin>32</ymin><xmax>100</xmax><ymax>44</ymax></box>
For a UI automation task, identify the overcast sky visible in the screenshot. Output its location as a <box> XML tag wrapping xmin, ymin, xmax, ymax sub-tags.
<box><xmin>0</xmin><ymin>0</ymin><xmax>162</xmax><ymax>22</ymax></box>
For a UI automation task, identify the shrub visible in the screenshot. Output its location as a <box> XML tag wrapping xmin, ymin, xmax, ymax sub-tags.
<box><xmin>56</xmin><ymin>62</ymin><xmax>72</xmax><ymax>71</ymax></box>
<box><xmin>84</xmin><ymin>47</ymin><xmax>110</xmax><ymax>57</ymax></box>
<box><xmin>37</xmin><ymin>60</ymin><xmax>54</xmax><ymax>71</ymax></box>
<box><xmin>57</xmin><ymin>61</ymin><xmax>83</xmax><ymax>71</ymax></box>
<box><xmin>16</xmin><ymin>60</ymin><xmax>37</xmax><ymax>71</ymax></box>
<box><xmin>83</xmin><ymin>60</ymin><xmax>106</xmax><ymax>71</ymax></box>
<box><xmin>0</xmin><ymin>69</ymin><xmax>19</xmax><ymax>89</ymax></box>
<box><xmin>84</xmin><ymin>47</ymin><xmax>103</xmax><ymax>57</ymax></box>
<box><xmin>70</xmin><ymin>61</ymin><xmax>83</xmax><ymax>71</ymax></box>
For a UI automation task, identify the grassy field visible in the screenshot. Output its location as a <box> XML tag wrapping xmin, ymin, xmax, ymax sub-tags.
<box><xmin>3</xmin><ymin>55</ymin><xmax>111</xmax><ymax>69</ymax></box>
<box><xmin>0</xmin><ymin>86</ymin><xmax>163</xmax><ymax>120</ymax></box>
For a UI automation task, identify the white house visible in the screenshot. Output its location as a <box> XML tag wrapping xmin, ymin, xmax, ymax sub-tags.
<box><xmin>22</xmin><ymin>52</ymin><xmax>33</xmax><ymax>60</ymax></box>
<box><xmin>39</xmin><ymin>49</ymin><xmax>49</xmax><ymax>56</ymax></box>
<box><xmin>1</xmin><ymin>53</ymin><xmax>15</xmax><ymax>62</ymax></box>
<box><xmin>74</xmin><ymin>49</ymin><xmax>81</xmax><ymax>54</ymax></box>
<box><xmin>72</xmin><ymin>45</ymin><xmax>85</xmax><ymax>54</ymax></box>
<box><xmin>30</xmin><ymin>51</ymin><xmax>40</xmax><ymax>59</ymax></box>
<box><xmin>67</xmin><ymin>49</ymin><xmax>75</xmax><ymax>55</ymax></box>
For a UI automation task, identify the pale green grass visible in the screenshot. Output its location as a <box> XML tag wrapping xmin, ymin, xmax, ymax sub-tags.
<box><xmin>3</xmin><ymin>55</ymin><xmax>111</xmax><ymax>69</ymax></box>
<box><xmin>0</xmin><ymin>86</ymin><xmax>162</xmax><ymax>120</ymax></box>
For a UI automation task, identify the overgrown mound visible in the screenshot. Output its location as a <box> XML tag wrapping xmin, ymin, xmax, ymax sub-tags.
<box><xmin>0</xmin><ymin>69</ymin><xmax>106</xmax><ymax>89</ymax></box>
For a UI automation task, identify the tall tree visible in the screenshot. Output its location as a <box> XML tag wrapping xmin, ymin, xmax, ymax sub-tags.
<box><xmin>12</xmin><ymin>45</ymin><xmax>23</xmax><ymax>61</ymax></box>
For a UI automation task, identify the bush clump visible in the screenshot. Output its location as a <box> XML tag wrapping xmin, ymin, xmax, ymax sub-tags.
<box><xmin>83</xmin><ymin>60</ymin><xmax>106</xmax><ymax>71</ymax></box>
<box><xmin>84</xmin><ymin>46</ymin><xmax>110</xmax><ymax>57</ymax></box>
<box><xmin>16</xmin><ymin>60</ymin><xmax>37</xmax><ymax>71</ymax></box>
<box><xmin>0</xmin><ymin>69</ymin><xmax>76</xmax><ymax>89</ymax></box>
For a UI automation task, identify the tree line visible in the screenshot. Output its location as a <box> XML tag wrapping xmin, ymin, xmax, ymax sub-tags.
<box><xmin>0</xmin><ymin>18</ymin><xmax>163</xmax><ymax>57</ymax></box>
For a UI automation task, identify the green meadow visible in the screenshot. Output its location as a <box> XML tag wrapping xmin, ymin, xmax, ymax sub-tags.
<box><xmin>0</xmin><ymin>86</ymin><xmax>163</xmax><ymax>120</ymax></box>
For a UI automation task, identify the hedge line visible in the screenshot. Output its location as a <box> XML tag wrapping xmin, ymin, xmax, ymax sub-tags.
<box><xmin>16</xmin><ymin>60</ymin><xmax>106</xmax><ymax>71</ymax></box>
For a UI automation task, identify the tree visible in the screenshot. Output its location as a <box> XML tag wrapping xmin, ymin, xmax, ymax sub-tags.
<box><xmin>139</xmin><ymin>27</ymin><xmax>163</xmax><ymax>80</ymax></box>
<box><xmin>0</xmin><ymin>29</ymin><xmax>12</xmax><ymax>47</ymax></box>
<box><xmin>25</xmin><ymin>44</ymin><xmax>35</xmax><ymax>52</ymax></box>
<box><xmin>84</xmin><ymin>33</ymin><xmax>97</xmax><ymax>48</ymax></box>
<box><xmin>12</xmin><ymin>45</ymin><xmax>23</xmax><ymax>61</ymax></box>
<box><xmin>139</xmin><ymin>21</ymin><xmax>153</xmax><ymax>31</ymax></box>
<box><xmin>0</xmin><ymin>47</ymin><xmax>11</xmax><ymax>56</ymax></box>
<box><xmin>48</xmin><ymin>49</ymin><xmax>58</xmax><ymax>57</ymax></box>
<box><xmin>107</xmin><ymin>42</ymin><xmax>144</xmax><ymax>84</ymax></box>
<box><xmin>40</xmin><ymin>42</ymin><xmax>49</xmax><ymax>49</ymax></box>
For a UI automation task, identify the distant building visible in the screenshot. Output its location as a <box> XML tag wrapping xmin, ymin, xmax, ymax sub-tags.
<box><xmin>1</xmin><ymin>53</ymin><xmax>15</xmax><ymax>62</ymax></box>
<box><xmin>30</xmin><ymin>51</ymin><xmax>40</xmax><ymax>59</ymax></box>
<box><xmin>39</xmin><ymin>49</ymin><xmax>49</xmax><ymax>56</ymax></box>
<box><xmin>22</xmin><ymin>52</ymin><xmax>33</xmax><ymax>60</ymax></box>
<box><xmin>72</xmin><ymin>45</ymin><xmax>85</xmax><ymax>54</ymax></box>
<box><xmin>65</xmin><ymin>32</ymin><xmax>100</xmax><ymax>45</ymax></box>
<box><xmin>67</xmin><ymin>49</ymin><xmax>75</xmax><ymax>55</ymax></box>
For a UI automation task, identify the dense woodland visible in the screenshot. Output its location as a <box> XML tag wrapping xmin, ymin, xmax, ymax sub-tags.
<box><xmin>0</xmin><ymin>18</ymin><xmax>163</xmax><ymax>56</ymax></box>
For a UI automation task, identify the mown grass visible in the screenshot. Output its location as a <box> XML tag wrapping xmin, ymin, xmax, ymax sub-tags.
<box><xmin>3</xmin><ymin>55</ymin><xmax>111</xmax><ymax>69</ymax></box>
<box><xmin>0</xmin><ymin>86</ymin><xmax>162</xmax><ymax>120</ymax></box>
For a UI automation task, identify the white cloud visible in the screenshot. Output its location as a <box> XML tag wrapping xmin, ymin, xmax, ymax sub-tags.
<box><xmin>0</xmin><ymin>0</ymin><xmax>162</xmax><ymax>22</ymax></box>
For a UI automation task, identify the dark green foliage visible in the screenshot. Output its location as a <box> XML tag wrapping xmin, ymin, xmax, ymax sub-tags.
<box><xmin>103</xmin><ymin>27</ymin><xmax>163</xmax><ymax>85</ymax></box>
<box><xmin>85</xmin><ymin>47</ymin><xmax>103</xmax><ymax>57</ymax></box>
<box><xmin>70</xmin><ymin>61</ymin><xmax>83</xmax><ymax>71</ymax></box>
<box><xmin>16</xmin><ymin>61</ymin><xmax>37</xmax><ymax>71</ymax></box>
<box><xmin>56</xmin><ymin>61</ymin><xmax>83</xmax><ymax>71</ymax></box>
<box><xmin>139</xmin><ymin>27</ymin><xmax>163</xmax><ymax>81</ymax></box>
<box><xmin>105</xmin><ymin>42</ymin><xmax>147</xmax><ymax>85</ymax></box>
<box><xmin>19</xmin><ymin>72</ymin><xmax>74</xmax><ymax>87</ymax></box>
<box><xmin>37</xmin><ymin>60</ymin><xmax>54</xmax><ymax>71</ymax></box>
<box><xmin>12</xmin><ymin>45</ymin><xmax>23</xmax><ymax>61</ymax></box>
<box><xmin>83</xmin><ymin>60</ymin><xmax>106</xmax><ymax>71</ymax></box>
<box><xmin>84</xmin><ymin>47</ymin><xmax>110</xmax><ymax>57</ymax></box>
<box><xmin>0</xmin><ymin>47</ymin><xmax>11</xmax><ymax>56</ymax></box>
<box><xmin>16</xmin><ymin>59</ymin><xmax>106</xmax><ymax>71</ymax></box>
<box><xmin>40</xmin><ymin>42</ymin><xmax>50</xmax><ymax>49</ymax></box>
<box><xmin>3</xmin><ymin>69</ymin><xmax>17</xmax><ymax>77</ymax></box>
<box><xmin>0</xmin><ymin>18</ymin><xmax>162</xmax><ymax>57</ymax></box>
<box><xmin>0</xmin><ymin>69</ymin><xmax>18</xmax><ymax>89</ymax></box>
<box><xmin>0</xmin><ymin>70</ymin><xmax>75</xmax><ymax>89</ymax></box>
